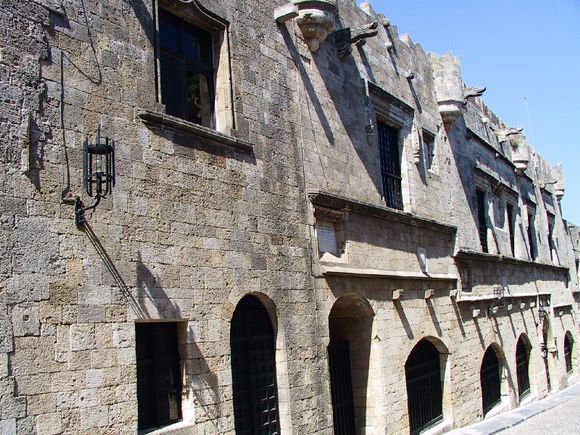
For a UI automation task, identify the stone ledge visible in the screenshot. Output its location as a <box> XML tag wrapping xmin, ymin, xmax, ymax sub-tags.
<box><xmin>455</xmin><ymin>249</ymin><xmax>570</xmax><ymax>272</ymax></box>
<box><xmin>135</xmin><ymin>108</ymin><xmax>253</xmax><ymax>153</ymax></box>
<box><xmin>309</xmin><ymin>190</ymin><xmax>457</xmax><ymax>234</ymax></box>
<box><xmin>458</xmin><ymin>291</ymin><xmax>550</xmax><ymax>303</ymax></box>
<box><xmin>321</xmin><ymin>264</ymin><xmax>457</xmax><ymax>281</ymax></box>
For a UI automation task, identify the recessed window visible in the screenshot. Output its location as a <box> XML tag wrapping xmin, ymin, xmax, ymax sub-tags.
<box><xmin>527</xmin><ymin>210</ymin><xmax>536</xmax><ymax>260</ymax></box>
<box><xmin>506</xmin><ymin>203</ymin><xmax>515</xmax><ymax>256</ymax></box>
<box><xmin>159</xmin><ymin>10</ymin><xmax>215</xmax><ymax>127</ymax></box>
<box><xmin>564</xmin><ymin>332</ymin><xmax>574</xmax><ymax>374</ymax></box>
<box><xmin>377</xmin><ymin>121</ymin><xmax>402</xmax><ymax>210</ymax></box>
<box><xmin>547</xmin><ymin>214</ymin><xmax>555</xmax><ymax>263</ymax></box>
<box><xmin>476</xmin><ymin>189</ymin><xmax>488</xmax><ymax>253</ymax></box>
<box><xmin>136</xmin><ymin>322</ymin><xmax>182</xmax><ymax>431</ymax></box>
<box><xmin>422</xmin><ymin>130</ymin><xmax>435</xmax><ymax>171</ymax></box>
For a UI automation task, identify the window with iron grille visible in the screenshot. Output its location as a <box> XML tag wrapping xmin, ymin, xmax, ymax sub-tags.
<box><xmin>377</xmin><ymin>121</ymin><xmax>402</xmax><ymax>210</ymax></box>
<box><xmin>476</xmin><ymin>189</ymin><xmax>488</xmax><ymax>253</ymax></box>
<box><xmin>136</xmin><ymin>322</ymin><xmax>182</xmax><ymax>431</ymax></box>
<box><xmin>231</xmin><ymin>296</ymin><xmax>280</xmax><ymax>435</ymax></box>
<box><xmin>480</xmin><ymin>347</ymin><xmax>501</xmax><ymax>414</ymax></box>
<box><xmin>405</xmin><ymin>340</ymin><xmax>443</xmax><ymax>434</ymax></box>
<box><xmin>564</xmin><ymin>333</ymin><xmax>574</xmax><ymax>374</ymax></box>
<box><xmin>515</xmin><ymin>337</ymin><xmax>530</xmax><ymax>399</ymax></box>
<box><xmin>159</xmin><ymin>10</ymin><xmax>215</xmax><ymax>127</ymax></box>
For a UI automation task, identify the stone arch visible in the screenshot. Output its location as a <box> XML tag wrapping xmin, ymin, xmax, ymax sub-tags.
<box><xmin>480</xmin><ymin>344</ymin><xmax>502</xmax><ymax>415</ymax></box>
<box><xmin>327</xmin><ymin>294</ymin><xmax>379</xmax><ymax>434</ymax></box>
<box><xmin>230</xmin><ymin>294</ymin><xmax>288</xmax><ymax>433</ymax></box>
<box><xmin>404</xmin><ymin>336</ymin><xmax>451</xmax><ymax>434</ymax></box>
<box><xmin>515</xmin><ymin>333</ymin><xmax>532</xmax><ymax>401</ymax></box>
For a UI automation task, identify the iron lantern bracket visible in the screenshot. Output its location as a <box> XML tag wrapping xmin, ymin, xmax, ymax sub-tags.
<box><xmin>75</xmin><ymin>194</ymin><xmax>102</xmax><ymax>227</ymax></box>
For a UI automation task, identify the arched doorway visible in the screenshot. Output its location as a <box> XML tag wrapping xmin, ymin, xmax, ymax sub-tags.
<box><xmin>480</xmin><ymin>346</ymin><xmax>501</xmax><ymax>414</ymax></box>
<box><xmin>564</xmin><ymin>332</ymin><xmax>574</xmax><ymax>374</ymax></box>
<box><xmin>515</xmin><ymin>335</ymin><xmax>531</xmax><ymax>400</ymax></box>
<box><xmin>405</xmin><ymin>339</ymin><xmax>444</xmax><ymax>434</ymax></box>
<box><xmin>328</xmin><ymin>295</ymin><xmax>374</xmax><ymax>435</ymax></box>
<box><xmin>231</xmin><ymin>295</ymin><xmax>280</xmax><ymax>434</ymax></box>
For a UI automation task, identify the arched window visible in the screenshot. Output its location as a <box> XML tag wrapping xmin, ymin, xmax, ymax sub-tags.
<box><xmin>480</xmin><ymin>346</ymin><xmax>501</xmax><ymax>414</ymax></box>
<box><xmin>405</xmin><ymin>339</ymin><xmax>443</xmax><ymax>434</ymax></box>
<box><xmin>515</xmin><ymin>336</ymin><xmax>530</xmax><ymax>399</ymax></box>
<box><xmin>231</xmin><ymin>296</ymin><xmax>280</xmax><ymax>434</ymax></box>
<box><xmin>564</xmin><ymin>332</ymin><xmax>574</xmax><ymax>374</ymax></box>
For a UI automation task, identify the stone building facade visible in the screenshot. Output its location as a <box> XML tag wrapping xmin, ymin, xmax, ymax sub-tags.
<box><xmin>0</xmin><ymin>0</ymin><xmax>578</xmax><ymax>434</ymax></box>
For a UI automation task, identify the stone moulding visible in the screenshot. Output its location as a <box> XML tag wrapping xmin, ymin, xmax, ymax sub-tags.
<box><xmin>320</xmin><ymin>265</ymin><xmax>458</xmax><ymax>282</ymax></box>
<box><xmin>292</xmin><ymin>0</ymin><xmax>337</xmax><ymax>52</ymax></box>
<box><xmin>135</xmin><ymin>109</ymin><xmax>253</xmax><ymax>153</ymax></box>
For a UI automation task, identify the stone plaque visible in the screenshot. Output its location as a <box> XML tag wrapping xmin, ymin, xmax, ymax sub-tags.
<box><xmin>316</xmin><ymin>223</ymin><xmax>338</xmax><ymax>255</ymax></box>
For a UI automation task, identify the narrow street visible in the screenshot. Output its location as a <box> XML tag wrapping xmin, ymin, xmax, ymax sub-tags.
<box><xmin>449</xmin><ymin>381</ymin><xmax>580</xmax><ymax>434</ymax></box>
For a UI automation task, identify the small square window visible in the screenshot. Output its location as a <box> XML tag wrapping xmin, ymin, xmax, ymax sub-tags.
<box><xmin>422</xmin><ymin>130</ymin><xmax>435</xmax><ymax>171</ymax></box>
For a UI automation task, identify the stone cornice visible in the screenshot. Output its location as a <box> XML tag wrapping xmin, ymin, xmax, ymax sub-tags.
<box><xmin>308</xmin><ymin>190</ymin><xmax>457</xmax><ymax>235</ymax></box>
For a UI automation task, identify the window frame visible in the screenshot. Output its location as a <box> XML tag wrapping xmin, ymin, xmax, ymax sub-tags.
<box><xmin>377</xmin><ymin>120</ymin><xmax>403</xmax><ymax>210</ymax></box>
<box><xmin>155</xmin><ymin>0</ymin><xmax>234</xmax><ymax>134</ymax></box>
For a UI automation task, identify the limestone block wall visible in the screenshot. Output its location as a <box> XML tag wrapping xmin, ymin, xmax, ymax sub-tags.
<box><xmin>0</xmin><ymin>0</ymin><xmax>331</xmax><ymax>433</ymax></box>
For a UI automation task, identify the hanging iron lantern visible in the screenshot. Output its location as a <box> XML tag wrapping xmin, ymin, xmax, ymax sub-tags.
<box><xmin>75</xmin><ymin>127</ymin><xmax>115</xmax><ymax>226</ymax></box>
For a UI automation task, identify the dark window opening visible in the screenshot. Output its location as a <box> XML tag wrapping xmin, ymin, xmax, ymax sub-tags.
<box><xmin>480</xmin><ymin>347</ymin><xmax>501</xmax><ymax>414</ymax></box>
<box><xmin>136</xmin><ymin>322</ymin><xmax>182</xmax><ymax>431</ymax></box>
<box><xmin>159</xmin><ymin>10</ymin><xmax>215</xmax><ymax>127</ymax></box>
<box><xmin>405</xmin><ymin>340</ymin><xmax>443</xmax><ymax>434</ymax></box>
<box><xmin>231</xmin><ymin>296</ymin><xmax>280</xmax><ymax>435</ymax></box>
<box><xmin>527</xmin><ymin>212</ymin><xmax>536</xmax><ymax>260</ymax></box>
<box><xmin>377</xmin><ymin>121</ymin><xmax>403</xmax><ymax>210</ymax></box>
<box><xmin>506</xmin><ymin>203</ymin><xmax>515</xmax><ymax>256</ymax></box>
<box><xmin>516</xmin><ymin>337</ymin><xmax>530</xmax><ymax>399</ymax></box>
<box><xmin>476</xmin><ymin>189</ymin><xmax>488</xmax><ymax>253</ymax></box>
<box><xmin>565</xmin><ymin>333</ymin><xmax>574</xmax><ymax>374</ymax></box>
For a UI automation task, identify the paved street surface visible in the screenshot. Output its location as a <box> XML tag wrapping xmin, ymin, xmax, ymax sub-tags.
<box><xmin>448</xmin><ymin>381</ymin><xmax>580</xmax><ymax>434</ymax></box>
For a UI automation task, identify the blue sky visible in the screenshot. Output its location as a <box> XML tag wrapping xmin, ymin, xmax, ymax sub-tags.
<box><xmin>368</xmin><ymin>1</ymin><xmax>580</xmax><ymax>224</ymax></box>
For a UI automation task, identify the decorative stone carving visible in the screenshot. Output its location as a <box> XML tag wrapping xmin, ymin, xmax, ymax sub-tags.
<box><xmin>508</xmin><ymin>132</ymin><xmax>530</xmax><ymax>175</ymax></box>
<box><xmin>463</xmin><ymin>86</ymin><xmax>486</xmax><ymax>101</ymax></box>
<box><xmin>335</xmin><ymin>21</ymin><xmax>378</xmax><ymax>58</ymax></box>
<box><xmin>293</xmin><ymin>0</ymin><xmax>337</xmax><ymax>52</ymax></box>
<box><xmin>429</xmin><ymin>53</ymin><xmax>464</xmax><ymax>124</ymax></box>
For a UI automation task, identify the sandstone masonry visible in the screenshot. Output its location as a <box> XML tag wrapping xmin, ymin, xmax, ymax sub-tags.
<box><xmin>0</xmin><ymin>0</ymin><xmax>578</xmax><ymax>434</ymax></box>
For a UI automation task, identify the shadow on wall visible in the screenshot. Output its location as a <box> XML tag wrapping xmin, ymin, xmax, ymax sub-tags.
<box><xmin>83</xmin><ymin>223</ymin><xmax>222</xmax><ymax>429</ymax></box>
<box><xmin>135</xmin><ymin>253</ymin><xmax>222</xmax><ymax>429</ymax></box>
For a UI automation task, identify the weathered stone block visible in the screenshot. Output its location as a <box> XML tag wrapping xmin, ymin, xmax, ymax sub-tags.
<box><xmin>70</xmin><ymin>324</ymin><xmax>95</xmax><ymax>351</ymax></box>
<box><xmin>80</xmin><ymin>405</ymin><xmax>108</xmax><ymax>430</ymax></box>
<box><xmin>11</xmin><ymin>304</ymin><xmax>40</xmax><ymax>337</ymax></box>
<box><xmin>35</xmin><ymin>412</ymin><xmax>62</xmax><ymax>435</ymax></box>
